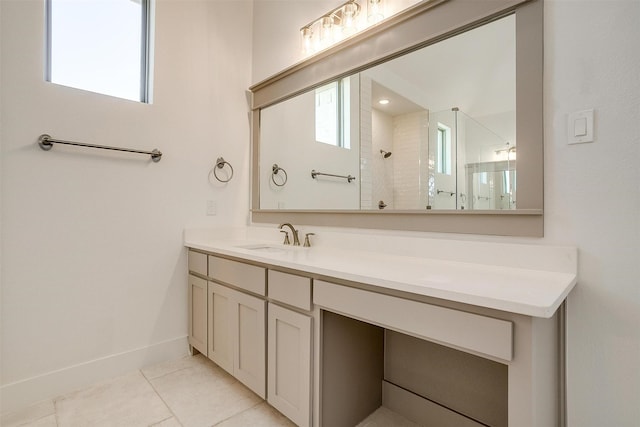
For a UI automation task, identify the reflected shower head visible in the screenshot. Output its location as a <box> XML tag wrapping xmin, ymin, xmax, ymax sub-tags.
<box><xmin>380</xmin><ymin>149</ymin><xmax>392</xmax><ymax>158</ymax></box>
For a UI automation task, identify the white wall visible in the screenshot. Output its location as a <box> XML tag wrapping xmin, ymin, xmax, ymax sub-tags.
<box><xmin>544</xmin><ymin>2</ymin><xmax>639</xmax><ymax>425</ymax></box>
<box><xmin>0</xmin><ymin>0</ymin><xmax>253</xmax><ymax>412</ymax></box>
<box><xmin>251</xmin><ymin>0</ymin><xmax>640</xmax><ymax>425</ymax></box>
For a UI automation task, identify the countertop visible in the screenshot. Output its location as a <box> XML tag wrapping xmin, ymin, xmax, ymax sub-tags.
<box><xmin>184</xmin><ymin>228</ymin><xmax>577</xmax><ymax>318</ymax></box>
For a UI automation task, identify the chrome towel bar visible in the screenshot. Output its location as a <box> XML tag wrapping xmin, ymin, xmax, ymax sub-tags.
<box><xmin>311</xmin><ymin>169</ymin><xmax>355</xmax><ymax>183</ymax></box>
<box><xmin>38</xmin><ymin>134</ymin><xmax>162</xmax><ymax>162</ymax></box>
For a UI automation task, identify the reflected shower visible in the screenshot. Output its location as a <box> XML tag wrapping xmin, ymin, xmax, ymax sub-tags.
<box><xmin>380</xmin><ymin>149</ymin><xmax>392</xmax><ymax>158</ymax></box>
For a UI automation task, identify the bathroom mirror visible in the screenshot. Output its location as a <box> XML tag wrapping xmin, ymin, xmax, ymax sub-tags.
<box><xmin>250</xmin><ymin>0</ymin><xmax>543</xmax><ymax>236</ymax></box>
<box><xmin>259</xmin><ymin>15</ymin><xmax>516</xmax><ymax>211</ymax></box>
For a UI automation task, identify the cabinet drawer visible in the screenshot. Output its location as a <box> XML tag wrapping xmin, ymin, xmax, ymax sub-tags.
<box><xmin>268</xmin><ymin>270</ymin><xmax>312</xmax><ymax>311</ymax></box>
<box><xmin>188</xmin><ymin>250</ymin><xmax>207</xmax><ymax>276</ymax></box>
<box><xmin>209</xmin><ymin>256</ymin><xmax>266</xmax><ymax>296</ymax></box>
<box><xmin>314</xmin><ymin>280</ymin><xmax>513</xmax><ymax>361</ymax></box>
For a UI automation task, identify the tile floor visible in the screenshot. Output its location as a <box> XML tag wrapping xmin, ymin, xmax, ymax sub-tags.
<box><xmin>1</xmin><ymin>355</ymin><xmax>418</xmax><ymax>427</ymax></box>
<box><xmin>1</xmin><ymin>355</ymin><xmax>293</xmax><ymax>427</ymax></box>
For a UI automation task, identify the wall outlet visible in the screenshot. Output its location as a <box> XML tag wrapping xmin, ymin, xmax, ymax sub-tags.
<box><xmin>206</xmin><ymin>200</ymin><xmax>217</xmax><ymax>216</ymax></box>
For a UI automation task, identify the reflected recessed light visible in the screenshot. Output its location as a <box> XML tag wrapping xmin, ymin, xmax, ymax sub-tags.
<box><xmin>378</xmin><ymin>99</ymin><xmax>390</xmax><ymax>105</ymax></box>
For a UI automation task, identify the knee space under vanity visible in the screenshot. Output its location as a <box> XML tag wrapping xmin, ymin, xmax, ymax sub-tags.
<box><xmin>321</xmin><ymin>310</ymin><xmax>508</xmax><ymax>427</ymax></box>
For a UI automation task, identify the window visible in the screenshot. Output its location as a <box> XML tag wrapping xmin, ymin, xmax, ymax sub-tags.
<box><xmin>46</xmin><ymin>0</ymin><xmax>152</xmax><ymax>103</ymax></box>
<box><xmin>315</xmin><ymin>77</ymin><xmax>351</xmax><ymax>149</ymax></box>
<box><xmin>437</xmin><ymin>123</ymin><xmax>451</xmax><ymax>175</ymax></box>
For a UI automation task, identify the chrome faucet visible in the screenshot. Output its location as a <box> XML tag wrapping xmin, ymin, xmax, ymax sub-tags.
<box><xmin>278</xmin><ymin>223</ymin><xmax>300</xmax><ymax>246</ymax></box>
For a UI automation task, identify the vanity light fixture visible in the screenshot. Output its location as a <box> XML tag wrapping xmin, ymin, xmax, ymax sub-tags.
<box><xmin>495</xmin><ymin>143</ymin><xmax>517</xmax><ymax>160</ymax></box>
<box><xmin>495</xmin><ymin>144</ymin><xmax>517</xmax><ymax>154</ymax></box>
<box><xmin>301</xmin><ymin>0</ymin><xmax>384</xmax><ymax>56</ymax></box>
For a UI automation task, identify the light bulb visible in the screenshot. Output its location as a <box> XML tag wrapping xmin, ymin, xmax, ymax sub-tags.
<box><xmin>368</xmin><ymin>0</ymin><xmax>383</xmax><ymax>23</ymax></box>
<box><xmin>320</xmin><ymin>16</ymin><xmax>334</xmax><ymax>48</ymax></box>
<box><xmin>301</xmin><ymin>27</ymin><xmax>313</xmax><ymax>55</ymax></box>
<box><xmin>343</xmin><ymin>2</ymin><xmax>357</xmax><ymax>35</ymax></box>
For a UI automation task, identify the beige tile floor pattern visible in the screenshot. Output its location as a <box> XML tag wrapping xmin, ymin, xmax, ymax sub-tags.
<box><xmin>1</xmin><ymin>354</ymin><xmax>418</xmax><ymax>427</ymax></box>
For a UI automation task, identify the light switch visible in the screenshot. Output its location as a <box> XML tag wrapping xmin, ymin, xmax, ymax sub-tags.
<box><xmin>568</xmin><ymin>109</ymin><xmax>594</xmax><ymax>144</ymax></box>
<box><xmin>574</xmin><ymin>117</ymin><xmax>588</xmax><ymax>137</ymax></box>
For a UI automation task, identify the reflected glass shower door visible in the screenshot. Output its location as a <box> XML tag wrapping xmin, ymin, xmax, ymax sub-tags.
<box><xmin>428</xmin><ymin>108</ymin><xmax>516</xmax><ymax>210</ymax></box>
<box><xmin>428</xmin><ymin>109</ymin><xmax>458</xmax><ymax>209</ymax></box>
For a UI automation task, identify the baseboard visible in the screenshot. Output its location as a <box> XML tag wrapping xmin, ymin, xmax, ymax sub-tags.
<box><xmin>1</xmin><ymin>335</ymin><xmax>189</xmax><ymax>414</ymax></box>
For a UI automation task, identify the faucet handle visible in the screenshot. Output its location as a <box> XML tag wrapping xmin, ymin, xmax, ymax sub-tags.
<box><xmin>303</xmin><ymin>233</ymin><xmax>315</xmax><ymax>247</ymax></box>
<box><xmin>280</xmin><ymin>230</ymin><xmax>290</xmax><ymax>245</ymax></box>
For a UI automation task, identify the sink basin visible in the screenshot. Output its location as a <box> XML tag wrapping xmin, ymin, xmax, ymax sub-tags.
<box><xmin>235</xmin><ymin>244</ymin><xmax>291</xmax><ymax>253</ymax></box>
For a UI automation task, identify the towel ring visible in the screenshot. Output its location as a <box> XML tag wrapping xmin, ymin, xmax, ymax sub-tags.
<box><xmin>271</xmin><ymin>164</ymin><xmax>288</xmax><ymax>187</ymax></box>
<box><xmin>210</xmin><ymin>157</ymin><xmax>233</xmax><ymax>183</ymax></box>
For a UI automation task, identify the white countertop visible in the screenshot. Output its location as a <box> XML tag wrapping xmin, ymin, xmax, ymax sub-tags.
<box><xmin>184</xmin><ymin>227</ymin><xmax>577</xmax><ymax>318</ymax></box>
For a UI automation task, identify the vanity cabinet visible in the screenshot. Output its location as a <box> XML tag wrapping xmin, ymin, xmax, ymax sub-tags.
<box><xmin>206</xmin><ymin>255</ymin><xmax>267</xmax><ymax>398</ymax></box>
<box><xmin>188</xmin><ymin>251</ymin><xmax>268</xmax><ymax>398</ymax></box>
<box><xmin>208</xmin><ymin>281</ymin><xmax>266</xmax><ymax>398</ymax></box>
<box><xmin>189</xmin><ymin>251</ymin><xmax>314</xmax><ymax>425</ymax></box>
<box><xmin>267</xmin><ymin>271</ymin><xmax>313</xmax><ymax>427</ymax></box>
<box><xmin>186</xmin><ymin>240</ymin><xmax>573</xmax><ymax>427</ymax></box>
<box><xmin>315</xmin><ymin>280</ymin><xmax>512</xmax><ymax>426</ymax></box>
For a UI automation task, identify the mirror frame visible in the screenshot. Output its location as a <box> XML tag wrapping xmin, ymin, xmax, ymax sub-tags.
<box><xmin>249</xmin><ymin>0</ymin><xmax>543</xmax><ymax>237</ymax></box>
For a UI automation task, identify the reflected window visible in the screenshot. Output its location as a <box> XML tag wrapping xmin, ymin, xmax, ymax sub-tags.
<box><xmin>479</xmin><ymin>171</ymin><xmax>488</xmax><ymax>185</ymax></box>
<box><xmin>315</xmin><ymin>78</ymin><xmax>350</xmax><ymax>148</ymax></box>
<box><xmin>436</xmin><ymin>123</ymin><xmax>451</xmax><ymax>175</ymax></box>
<box><xmin>46</xmin><ymin>0</ymin><xmax>153</xmax><ymax>103</ymax></box>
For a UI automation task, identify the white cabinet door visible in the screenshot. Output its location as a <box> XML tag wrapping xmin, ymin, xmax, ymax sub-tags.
<box><xmin>188</xmin><ymin>274</ymin><xmax>207</xmax><ymax>355</ymax></box>
<box><xmin>208</xmin><ymin>282</ymin><xmax>234</xmax><ymax>375</ymax></box>
<box><xmin>234</xmin><ymin>289</ymin><xmax>266</xmax><ymax>398</ymax></box>
<box><xmin>268</xmin><ymin>303</ymin><xmax>312</xmax><ymax>427</ymax></box>
<box><xmin>208</xmin><ymin>282</ymin><xmax>266</xmax><ymax>398</ymax></box>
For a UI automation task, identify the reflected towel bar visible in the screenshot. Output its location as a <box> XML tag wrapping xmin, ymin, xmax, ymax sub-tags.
<box><xmin>311</xmin><ymin>169</ymin><xmax>355</xmax><ymax>183</ymax></box>
<box><xmin>38</xmin><ymin>134</ymin><xmax>162</xmax><ymax>162</ymax></box>
<box><xmin>272</xmin><ymin>164</ymin><xmax>288</xmax><ymax>186</ymax></box>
